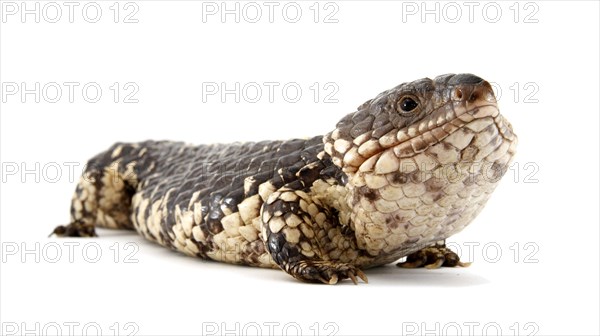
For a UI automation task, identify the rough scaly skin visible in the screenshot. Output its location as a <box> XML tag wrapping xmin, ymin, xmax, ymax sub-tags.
<box><xmin>53</xmin><ymin>74</ymin><xmax>517</xmax><ymax>284</ymax></box>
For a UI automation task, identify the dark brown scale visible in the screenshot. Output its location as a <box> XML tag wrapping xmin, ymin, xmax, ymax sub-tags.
<box><xmin>357</xmin><ymin>186</ymin><xmax>378</xmax><ymax>201</ymax></box>
<box><xmin>372</xmin><ymin>123</ymin><xmax>395</xmax><ymax>139</ymax></box>
<box><xmin>297</xmin><ymin>163</ymin><xmax>323</xmax><ymax>185</ymax></box>
<box><xmin>270</xmin><ymin>199</ymin><xmax>288</xmax><ymax>215</ymax></box>
<box><xmin>372</xmin><ymin>112</ymin><xmax>391</xmax><ymax>130</ymax></box>
<box><xmin>320</xmin><ymin>158</ymin><xmax>348</xmax><ymax>185</ymax></box>
<box><xmin>277</xmin><ymin>152</ymin><xmax>303</xmax><ymax>168</ymax></box>
<box><xmin>350</xmin><ymin>118</ymin><xmax>373</xmax><ymax>138</ymax></box>
<box><xmin>284</xmin><ymin>180</ymin><xmax>307</xmax><ymax>192</ymax></box>
<box><xmin>223</xmin><ymin>189</ymin><xmax>244</xmax><ymax>212</ymax></box>
<box><xmin>391</xmin><ymin>172</ymin><xmax>408</xmax><ymax>185</ymax></box>
<box><xmin>278</xmin><ymin>138</ymin><xmax>307</xmax><ymax>154</ymax></box>
<box><xmin>424</xmin><ymin>177</ymin><xmax>445</xmax><ymax>192</ymax></box>
<box><xmin>281</xmin><ymin>242</ymin><xmax>303</xmax><ymax>264</ymax></box>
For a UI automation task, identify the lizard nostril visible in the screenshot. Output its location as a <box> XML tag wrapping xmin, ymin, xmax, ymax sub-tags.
<box><xmin>453</xmin><ymin>81</ymin><xmax>495</xmax><ymax>104</ymax></box>
<box><xmin>468</xmin><ymin>91</ymin><xmax>479</xmax><ymax>102</ymax></box>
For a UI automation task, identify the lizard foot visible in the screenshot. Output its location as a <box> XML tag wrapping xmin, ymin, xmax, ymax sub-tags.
<box><xmin>289</xmin><ymin>260</ymin><xmax>368</xmax><ymax>285</ymax></box>
<box><xmin>50</xmin><ymin>219</ymin><xmax>97</xmax><ymax>238</ymax></box>
<box><xmin>397</xmin><ymin>244</ymin><xmax>470</xmax><ymax>269</ymax></box>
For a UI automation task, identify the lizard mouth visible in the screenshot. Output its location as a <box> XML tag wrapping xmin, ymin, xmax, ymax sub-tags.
<box><xmin>354</xmin><ymin>103</ymin><xmax>510</xmax><ymax>174</ymax></box>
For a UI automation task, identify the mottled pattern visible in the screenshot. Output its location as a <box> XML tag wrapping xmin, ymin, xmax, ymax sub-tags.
<box><xmin>69</xmin><ymin>137</ymin><xmax>326</xmax><ymax>267</ymax></box>
<box><xmin>56</xmin><ymin>74</ymin><xmax>517</xmax><ymax>284</ymax></box>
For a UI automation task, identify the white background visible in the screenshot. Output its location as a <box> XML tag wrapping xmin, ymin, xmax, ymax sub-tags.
<box><xmin>1</xmin><ymin>1</ymin><xmax>599</xmax><ymax>335</ymax></box>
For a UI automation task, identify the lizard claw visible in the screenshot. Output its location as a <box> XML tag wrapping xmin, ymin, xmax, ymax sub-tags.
<box><xmin>50</xmin><ymin>220</ymin><xmax>97</xmax><ymax>238</ymax></box>
<box><xmin>294</xmin><ymin>261</ymin><xmax>368</xmax><ymax>285</ymax></box>
<box><xmin>348</xmin><ymin>273</ymin><xmax>358</xmax><ymax>285</ymax></box>
<box><xmin>356</xmin><ymin>269</ymin><xmax>368</xmax><ymax>284</ymax></box>
<box><xmin>397</xmin><ymin>245</ymin><xmax>468</xmax><ymax>269</ymax></box>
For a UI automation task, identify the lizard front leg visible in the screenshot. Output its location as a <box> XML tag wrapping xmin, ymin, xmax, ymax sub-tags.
<box><xmin>261</xmin><ymin>187</ymin><xmax>368</xmax><ymax>284</ymax></box>
<box><xmin>397</xmin><ymin>241</ymin><xmax>471</xmax><ymax>269</ymax></box>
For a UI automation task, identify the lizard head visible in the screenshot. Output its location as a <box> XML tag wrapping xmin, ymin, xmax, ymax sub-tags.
<box><xmin>324</xmin><ymin>73</ymin><xmax>517</xmax><ymax>176</ymax></box>
<box><xmin>323</xmin><ymin>74</ymin><xmax>518</xmax><ymax>258</ymax></box>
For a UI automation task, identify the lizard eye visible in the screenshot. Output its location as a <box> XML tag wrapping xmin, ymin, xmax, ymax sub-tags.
<box><xmin>398</xmin><ymin>97</ymin><xmax>419</xmax><ymax>113</ymax></box>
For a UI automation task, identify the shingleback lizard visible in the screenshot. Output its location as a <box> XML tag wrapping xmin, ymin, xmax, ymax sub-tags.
<box><xmin>52</xmin><ymin>74</ymin><xmax>517</xmax><ymax>284</ymax></box>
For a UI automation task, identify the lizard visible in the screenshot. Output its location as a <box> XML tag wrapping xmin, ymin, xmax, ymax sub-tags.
<box><xmin>52</xmin><ymin>73</ymin><xmax>517</xmax><ymax>284</ymax></box>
